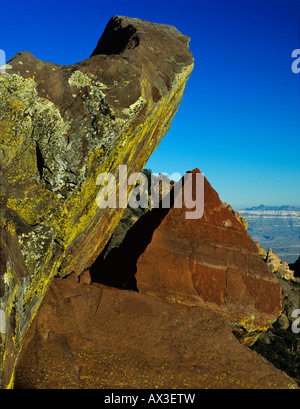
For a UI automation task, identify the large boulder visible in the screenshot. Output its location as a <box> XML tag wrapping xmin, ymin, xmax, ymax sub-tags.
<box><xmin>14</xmin><ymin>275</ymin><xmax>297</xmax><ymax>389</ymax></box>
<box><xmin>135</xmin><ymin>169</ymin><xmax>282</xmax><ymax>346</ymax></box>
<box><xmin>0</xmin><ymin>16</ymin><xmax>193</xmax><ymax>388</ymax></box>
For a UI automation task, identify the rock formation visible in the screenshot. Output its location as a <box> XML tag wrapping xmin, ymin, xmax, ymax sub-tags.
<box><xmin>0</xmin><ymin>16</ymin><xmax>193</xmax><ymax>388</ymax></box>
<box><xmin>223</xmin><ymin>202</ymin><xmax>248</xmax><ymax>230</ymax></box>
<box><xmin>14</xmin><ymin>274</ymin><xmax>297</xmax><ymax>389</ymax></box>
<box><xmin>135</xmin><ymin>170</ymin><xmax>282</xmax><ymax>346</ymax></box>
<box><xmin>257</xmin><ymin>244</ymin><xmax>298</xmax><ymax>282</ymax></box>
<box><xmin>251</xmin><ymin>276</ymin><xmax>300</xmax><ymax>385</ymax></box>
<box><xmin>11</xmin><ymin>171</ymin><xmax>299</xmax><ymax>389</ymax></box>
<box><xmin>2</xmin><ymin>15</ymin><xmax>297</xmax><ymax>390</ymax></box>
<box><xmin>255</xmin><ymin>241</ymin><xmax>268</xmax><ymax>259</ymax></box>
<box><xmin>265</xmin><ymin>249</ymin><xmax>294</xmax><ymax>280</ymax></box>
<box><xmin>249</xmin><ymin>242</ymin><xmax>299</xmax><ymax>385</ymax></box>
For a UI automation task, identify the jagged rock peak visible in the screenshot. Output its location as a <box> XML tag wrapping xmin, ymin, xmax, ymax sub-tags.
<box><xmin>135</xmin><ymin>169</ymin><xmax>282</xmax><ymax>346</ymax></box>
<box><xmin>91</xmin><ymin>15</ymin><xmax>191</xmax><ymax>57</ymax></box>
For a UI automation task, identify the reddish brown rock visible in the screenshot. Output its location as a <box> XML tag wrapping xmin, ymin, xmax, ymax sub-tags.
<box><xmin>79</xmin><ymin>270</ymin><xmax>91</xmax><ymax>285</ymax></box>
<box><xmin>14</xmin><ymin>277</ymin><xmax>297</xmax><ymax>389</ymax></box>
<box><xmin>136</xmin><ymin>169</ymin><xmax>282</xmax><ymax>345</ymax></box>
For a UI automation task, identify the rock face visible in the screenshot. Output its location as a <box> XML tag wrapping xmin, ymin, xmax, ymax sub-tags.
<box><xmin>266</xmin><ymin>249</ymin><xmax>295</xmax><ymax>281</ymax></box>
<box><xmin>250</xmin><ymin>243</ymin><xmax>300</xmax><ymax>385</ymax></box>
<box><xmin>14</xmin><ymin>275</ymin><xmax>297</xmax><ymax>389</ymax></box>
<box><xmin>0</xmin><ymin>16</ymin><xmax>193</xmax><ymax>388</ymax></box>
<box><xmin>255</xmin><ymin>241</ymin><xmax>268</xmax><ymax>259</ymax></box>
<box><xmin>251</xmin><ymin>276</ymin><xmax>300</xmax><ymax>386</ymax></box>
<box><xmin>135</xmin><ymin>169</ymin><xmax>282</xmax><ymax>346</ymax></box>
<box><xmin>223</xmin><ymin>202</ymin><xmax>248</xmax><ymax>230</ymax></box>
<box><xmin>257</xmin><ymin>245</ymin><xmax>297</xmax><ymax>282</ymax></box>
<box><xmin>266</xmin><ymin>249</ymin><xmax>284</xmax><ymax>273</ymax></box>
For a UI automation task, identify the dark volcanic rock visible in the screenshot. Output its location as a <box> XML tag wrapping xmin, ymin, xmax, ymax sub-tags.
<box><xmin>0</xmin><ymin>16</ymin><xmax>193</xmax><ymax>388</ymax></box>
<box><xmin>14</xmin><ymin>276</ymin><xmax>297</xmax><ymax>389</ymax></box>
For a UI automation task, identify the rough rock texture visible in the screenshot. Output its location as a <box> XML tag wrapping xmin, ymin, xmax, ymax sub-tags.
<box><xmin>251</xmin><ymin>276</ymin><xmax>300</xmax><ymax>386</ymax></box>
<box><xmin>135</xmin><ymin>170</ymin><xmax>282</xmax><ymax>346</ymax></box>
<box><xmin>250</xmin><ymin>243</ymin><xmax>300</xmax><ymax>385</ymax></box>
<box><xmin>223</xmin><ymin>202</ymin><xmax>248</xmax><ymax>230</ymax></box>
<box><xmin>259</xmin><ymin>247</ymin><xmax>297</xmax><ymax>282</ymax></box>
<box><xmin>255</xmin><ymin>241</ymin><xmax>268</xmax><ymax>260</ymax></box>
<box><xmin>0</xmin><ymin>16</ymin><xmax>193</xmax><ymax>388</ymax></box>
<box><xmin>266</xmin><ymin>249</ymin><xmax>285</xmax><ymax>274</ymax></box>
<box><xmin>14</xmin><ymin>276</ymin><xmax>297</xmax><ymax>389</ymax></box>
<box><xmin>275</xmin><ymin>262</ymin><xmax>296</xmax><ymax>282</ymax></box>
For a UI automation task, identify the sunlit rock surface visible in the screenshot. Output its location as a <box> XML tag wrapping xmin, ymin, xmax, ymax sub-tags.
<box><xmin>14</xmin><ymin>275</ymin><xmax>297</xmax><ymax>389</ymax></box>
<box><xmin>135</xmin><ymin>170</ymin><xmax>282</xmax><ymax>346</ymax></box>
<box><xmin>0</xmin><ymin>15</ymin><xmax>193</xmax><ymax>388</ymax></box>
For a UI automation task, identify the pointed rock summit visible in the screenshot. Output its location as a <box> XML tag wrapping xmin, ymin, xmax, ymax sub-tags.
<box><xmin>135</xmin><ymin>169</ymin><xmax>282</xmax><ymax>345</ymax></box>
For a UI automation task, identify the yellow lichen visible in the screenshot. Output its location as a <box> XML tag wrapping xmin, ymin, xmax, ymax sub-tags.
<box><xmin>0</xmin><ymin>59</ymin><xmax>194</xmax><ymax>389</ymax></box>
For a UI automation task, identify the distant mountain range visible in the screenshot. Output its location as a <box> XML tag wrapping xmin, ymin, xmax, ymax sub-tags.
<box><xmin>244</xmin><ymin>205</ymin><xmax>300</xmax><ymax>211</ymax></box>
<box><xmin>239</xmin><ymin>205</ymin><xmax>300</xmax><ymax>264</ymax></box>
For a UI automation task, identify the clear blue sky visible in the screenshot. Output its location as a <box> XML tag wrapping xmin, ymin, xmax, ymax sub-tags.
<box><xmin>1</xmin><ymin>0</ymin><xmax>299</xmax><ymax>209</ymax></box>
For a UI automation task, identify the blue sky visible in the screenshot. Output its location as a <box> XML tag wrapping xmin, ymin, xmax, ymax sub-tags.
<box><xmin>1</xmin><ymin>0</ymin><xmax>299</xmax><ymax>209</ymax></box>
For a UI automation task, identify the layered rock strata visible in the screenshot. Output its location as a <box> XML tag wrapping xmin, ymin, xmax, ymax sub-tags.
<box><xmin>135</xmin><ymin>169</ymin><xmax>282</xmax><ymax>346</ymax></box>
<box><xmin>0</xmin><ymin>16</ymin><xmax>193</xmax><ymax>388</ymax></box>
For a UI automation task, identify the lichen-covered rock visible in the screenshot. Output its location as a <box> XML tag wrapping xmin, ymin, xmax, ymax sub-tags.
<box><xmin>223</xmin><ymin>202</ymin><xmax>248</xmax><ymax>230</ymax></box>
<box><xmin>255</xmin><ymin>242</ymin><xmax>268</xmax><ymax>260</ymax></box>
<box><xmin>266</xmin><ymin>249</ymin><xmax>282</xmax><ymax>273</ymax></box>
<box><xmin>0</xmin><ymin>16</ymin><xmax>193</xmax><ymax>388</ymax></box>
<box><xmin>266</xmin><ymin>249</ymin><xmax>295</xmax><ymax>280</ymax></box>
<box><xmin>276</xmin><ymin>262</ymin><xmax>295</xmax><ymax>281</ymax></box>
